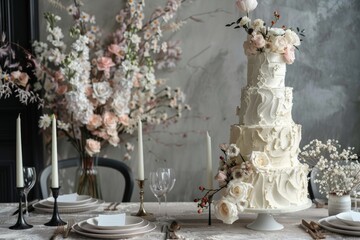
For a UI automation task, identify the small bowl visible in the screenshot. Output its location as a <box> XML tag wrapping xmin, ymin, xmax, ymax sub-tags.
<box><xmin>336</xmin><ymin>211</ymin><xmax>360</xmax><ymax>226</ymax></box>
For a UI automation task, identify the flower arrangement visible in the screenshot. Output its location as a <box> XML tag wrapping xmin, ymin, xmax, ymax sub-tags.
<box><xmin>0</xmin><ymin>34</ymin><xmax>43</xmax><ymax>105</ymax></box>
<box><xmin>300</xmin><ymin>139</ymin><xmax>360</xmax><ymax>197</ymax></box>
<box><xmin>195</xmin><ymin>144</ymin><xmax>253</xmax><ymax>224</ymax></box>
<box><xmin>1</xmin><ymin>0</ymin><xmax>190</xmax><ymax>162</ymax></box>
<box><xmin>227</xmin><ymin>0</ymin><xmax>305</xmax><ymax>64</ymax></box>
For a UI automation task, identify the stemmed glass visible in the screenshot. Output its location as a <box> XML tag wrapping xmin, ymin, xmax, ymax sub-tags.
<box><xmin>157</xmin><ymin>168</ymin><xmax>176</xmax><ymax>218</ymax></box>
<box><xmin>149</xmin><ymin>171</ymin><xmax>170</xmax><ymax>219</ymax></box>
<box><xmin>23</xmin><ymin>167</ymin><xmax>36</xmax><ymax>216</ymax></box>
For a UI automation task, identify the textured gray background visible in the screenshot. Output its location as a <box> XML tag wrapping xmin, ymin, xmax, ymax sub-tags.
<box><xmin>38</xmin><ymin>0</ymin><xmax>360</xmax><ymax>202</ymax></box>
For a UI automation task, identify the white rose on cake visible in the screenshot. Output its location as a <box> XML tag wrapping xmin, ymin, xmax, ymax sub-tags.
<box><xmin>284</xmin><ymin>29</ymin><xmax>301</xmax><ymax>46</ymax></box>
<box><xmin>250</xmin><ymin>151</ymin><xmax>271</xmax><ymax>170</ymax></box>
<box><xmin>226</xmin><ymin>179</ymin><xmax>252</xmax><ymax>203</ymax></box>
<box><xmin>214</xmin><ymin>197</ymin><xmax>239</xmax><ymax>224</ymax></box>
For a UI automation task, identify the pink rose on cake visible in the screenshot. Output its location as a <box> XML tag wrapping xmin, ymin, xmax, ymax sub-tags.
<box><xmin>251</xmin><ymin>34</ymin><xmax>266</xmax><ymax>48</ymax></box>
<box><xmin>284</xmin><ymin>45</ymin><xmax>296</xmax><ymax>64</ymax></box>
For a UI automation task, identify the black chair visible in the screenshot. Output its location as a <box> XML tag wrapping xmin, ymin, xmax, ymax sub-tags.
<box><xmin>39</xmin><ymin>157</ymin><xmax>134</xmax><ymax>202</ymax></box>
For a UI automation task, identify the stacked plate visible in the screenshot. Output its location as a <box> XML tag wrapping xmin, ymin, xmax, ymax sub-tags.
<box><xmin>318</xmin><ymin>211</ymin><xmax>360</xmax><ymax>236</ymax></box>
<box><xmin>72</xmin><ymin>215</ymin><xmax>156</xmax><ymax>239</ymax></box>
<box><xmin>33</xmin><ymin>194</ymin><xmax>104</xmax><ymax>213</ymax></box>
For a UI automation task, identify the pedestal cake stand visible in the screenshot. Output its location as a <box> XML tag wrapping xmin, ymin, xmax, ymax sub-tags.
<box><xmin>244</xmin><ymin>199</ymin><xmax>312</xmax><ymax>231</ymax></box>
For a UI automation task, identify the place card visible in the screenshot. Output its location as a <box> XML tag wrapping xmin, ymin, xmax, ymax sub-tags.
<box><xmin>98</xmin><ymin>213</ymin><xmax>126</xmax><ymax>226</ymax></box>
<box><xmin>57</xmin><ymin>193</ymin><xmax>78</xmax><ymax>202</ymax></box>
<box><xmin>351</xmin><ymin>211</ymin><xmax>360</xmax><ymax>222</ymax></box>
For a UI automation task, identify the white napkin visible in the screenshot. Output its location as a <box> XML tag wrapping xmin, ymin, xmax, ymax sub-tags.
<box><xmin>351</xmin><ymin>211</ymin><xmax>360</xmax><ymax>222</ymax></box>
<box><xmin>98</xmin><ymin>213</ymin><xmax>126</xmax><ymax>226</ymax></box>
<box><xmin>57</xmin><ymin>193</ymin><xmax>78</xmax><ymax>202</ymax></box>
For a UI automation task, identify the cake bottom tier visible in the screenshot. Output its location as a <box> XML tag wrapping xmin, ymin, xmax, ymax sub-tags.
<box><xmin>245</xmin><ymin>163</ymin><xmax>309</xmax><ymax>209</ymax></box>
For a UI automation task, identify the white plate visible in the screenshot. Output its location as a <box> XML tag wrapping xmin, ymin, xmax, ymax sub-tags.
<box><xmin>86</xmin><ymin>216</ymin><xmax>144</xmax><ymax>230</ymax></box>
<box><xmin>318</xmin><ymin>217</ymin><xmax>360</xmax><ymax>236</ymax></box>
<box><xmin>33</xmin><ymin>200</ymin><xmax>104</xmax><ymax>213</ymax></box>
<box><xmin>336</xmin><ymin>211</ymin><xmax>360</xmax><ymax>226</ymax></box>
<box><xmin>47</xmin><ymin>194</ymin><xmax>92</xmax><ymax>206</ymax></box>
<box><xmin>72</xmin><ymin>222</ymin><xmax>156</xmax><ymax>239</ymax></box>
<box><xmin>325</xmin><ymin>216</ymin><xmax>360</xmax><ymax>231</ymax></box>
<box><xmin>39</xmin><ymin>198</ymin><xmax>98</xmax><ymax>208</ymax></box>
<box><xmin>78</xmin><ymin>219</ymin><xmax>149</xmax><ymax>234</ymax></box>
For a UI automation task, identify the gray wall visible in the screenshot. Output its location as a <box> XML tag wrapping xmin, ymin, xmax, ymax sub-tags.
<box><xmin>39</xmin><ymin>0</ymin><xmax>360</xmax><ymax>202</ymax></box>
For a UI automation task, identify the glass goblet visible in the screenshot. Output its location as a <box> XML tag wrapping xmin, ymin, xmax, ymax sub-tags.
<box><xmin>157</xmin><ymin>168</ymin><xmax>176</xmax><ymax>218</ymax></box>
<box><xmin>149</xmin><ymin>171</ymin><xmax>169</xmax><ymax>219</ymax></box>
<box><xmin>23</xmin><ymin>167</ymin><xmax>36</xmax><ymax>216</ymax></box>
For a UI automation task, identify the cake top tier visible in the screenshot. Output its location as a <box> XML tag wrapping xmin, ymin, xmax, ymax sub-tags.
<box><xmin>247</xmin><ymin>52</ymin><xmax>286</xmax><ymax>88</ymax></box>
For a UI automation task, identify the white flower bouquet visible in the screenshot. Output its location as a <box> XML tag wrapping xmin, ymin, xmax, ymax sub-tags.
<box><xmin>300</xmin><ymin>139</ymin><xmax>360</xmax><ymax>197</ymax></box>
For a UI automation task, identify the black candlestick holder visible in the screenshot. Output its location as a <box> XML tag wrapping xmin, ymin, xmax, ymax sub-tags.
<box><xmin>44</xmin><ymin>187</ymin><xmax>66</xmax><ymax>226</ymax></box>
<box><xmin>9</xmin><ymin>187</ymin><xmax>33</xmax><ymax>230</ymax></box>
<box><xmin>208</xmin><ymin>195</ymin><xmax>213</xmax><ymax>226</ymax></box>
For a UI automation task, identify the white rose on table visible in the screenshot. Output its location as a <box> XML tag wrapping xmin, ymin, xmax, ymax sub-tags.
<box><xmin>214</xmin><ymin>197</ymin><xmax>239</xmax><ymax>224</ymax></box>
<box><xmin>250</xmin><ymin>151</ymin><xmax>271</xmax><ymax>170</ymax></box>
<box><xmin>226</xmin><ymin>179</ymin><xmax>252</xmax><ymax>203</ymax></box>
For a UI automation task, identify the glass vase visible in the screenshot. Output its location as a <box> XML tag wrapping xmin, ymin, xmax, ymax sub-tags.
<box><xmin>75</xmin><ymin>155</ymin><xmax>103</xmax><ymax>199</ymax></box>
<box><xmin>328</xmin><ymin>193</ymin><xmax>351</xmax><ymax>216</ymax></box>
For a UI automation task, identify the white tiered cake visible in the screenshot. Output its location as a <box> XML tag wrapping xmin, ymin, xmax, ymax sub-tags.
<box><xmin>230</xmin><ymin>52</ymin><xmax>309</xmax><ymax>209</ymax></box>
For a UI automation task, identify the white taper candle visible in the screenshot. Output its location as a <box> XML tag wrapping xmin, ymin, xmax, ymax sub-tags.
<box><xmin>16</xmin><ymin>114</ymin><xmax>24</xmax><ymax>188</ymax></box>
<box><xmin>206</xmin><ymin>131</ymin><xmax>213</xmax><ymax>189</ymax></box>
<box><xmin>138</xmin><ymin>118</ymin><xmax>144</xmax><ymax>180</ymax></box>
<box><xmin>51</xmin><ymin>115</ymin><xmax>59</xmax><ymax>188</ymax></box>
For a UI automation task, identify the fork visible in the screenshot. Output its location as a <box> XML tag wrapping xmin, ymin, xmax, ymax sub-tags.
<box><xmin>63</xmin><ymin>219</ymin><xmax>75</xmax><ymax>238</ymax></box>
<box><xmin>104</xmin><ymin>202</ymin><xmax>115</xmax><ymax>211</ymax></box>
<box><xmin>50</xmin><ymin>225</ymin><xmax>65</xmax><ymax>240</ymax></box>
<box><xmin>111</xmin><ymin>202</ymin><xmax>121</xmax><ymax>211</ymax></box>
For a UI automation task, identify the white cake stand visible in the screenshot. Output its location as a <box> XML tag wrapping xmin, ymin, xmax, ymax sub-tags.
<box><xmin>244</xmin><ymin>199</ymin><xmax>312</xmax><ymax>231</ymax></box>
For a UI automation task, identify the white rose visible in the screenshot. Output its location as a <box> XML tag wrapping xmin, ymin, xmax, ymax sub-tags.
<box><xmin>92</xmin><ymin>82</ymin><xmax>113</xmax><ymax>104</ymax></box>
<box><xmin>239</xmin><ymin>16</ymin><xmax>251</xmax><ymax>27</ymax></box>
<box><xmin>284</xmin><ymin>29</ymin><xmax>301</xmax><ymax>46</ymax></box>
<box><xmin>250</xmin><ymin>151</ymin><xmax>271</xmax><ymax>170</ymax></box>
<box><xmin>214</xmin><ymin>197</ymin><xmax>239</xmax><ymax>224</ymax></box>
<box><xmin>226</xmin><ymin>179</ymin><xmax>252</xmax><ymax>203</ymax></box>
<box><xmin>252</xmin><ymin>19</ymin><xmax>264</xmax><ymax>31</ymax></box>
<box><xmin>111</xmin><ymin>94</ymin><xmax>130</xmax><ymax>116</ymax></box>
<box><xmin>268</xmin><ymin>27</ymin><xmax>285</xmax><ymax>36</ymax></box>
<box><xmin>271</xmin><ymin>36</ymin><xmax>287</xmax><ymax>53</ymax></box>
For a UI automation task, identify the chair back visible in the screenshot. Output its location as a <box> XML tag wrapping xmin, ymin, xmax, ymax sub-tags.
<box><xmin>39</xmin><ymin>157</ymin><xmax>134</xmax><ymax>202</ymax></box>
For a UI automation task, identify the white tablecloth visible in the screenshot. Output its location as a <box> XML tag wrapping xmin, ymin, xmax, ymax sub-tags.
<box><xmin>0</xmin><ymin>202</ymin><xmax>357</xmax><ymax>239</ymax></box>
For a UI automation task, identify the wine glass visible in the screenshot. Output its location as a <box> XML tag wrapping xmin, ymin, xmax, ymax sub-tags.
<box><xmin>149</xmin><ymin>171</ymin><xmax>169</xmax><ymax>219</ymax></box>
<box><xmin>157</xmin><ymin>168</ymin><xmax>176</xmax><ymax>218</ymax></box>
<box><xmin>23</xmin><ymin>167</ymin><xmax>36</xmax><ymax>216</ymax></box>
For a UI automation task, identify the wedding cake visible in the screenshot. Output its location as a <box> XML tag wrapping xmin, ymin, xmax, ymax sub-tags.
<box><xmin>229</xmin><ymin>52</ymin><xmax>309</xmax><ymax>209</ymax></box>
